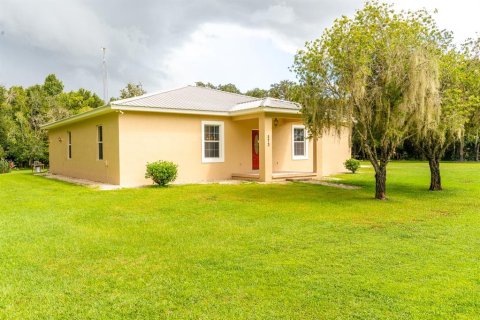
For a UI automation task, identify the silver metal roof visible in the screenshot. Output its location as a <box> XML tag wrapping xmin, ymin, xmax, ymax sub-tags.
<box><xmin>111</xmin><ymin>85</ymin><xmax>300</xmax><ymax>112</ymax></box>
<box><xmin>42</xmin><ymin>86</ymin><xmax>302</xmax><ymax>130</ymax></box>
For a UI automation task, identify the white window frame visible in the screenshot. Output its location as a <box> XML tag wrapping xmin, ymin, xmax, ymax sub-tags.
<box><xmin>67</xmin><ymin>131</ymin><xmax>72</xmax><ymax>159</ymax></box>
<box><xmin>97</xmin><ymin>125</ymin><xmax>104</xmax><ymax>161</ymax></box>
<box><xmin>292</xmin><ymin>124</ymin><xmax>308</xmax><ymax>160</ymax></box>
<box><xmin>201</xmin><ymin>121</ymin><xmax>225</xmax><ymax>163</ymax></box>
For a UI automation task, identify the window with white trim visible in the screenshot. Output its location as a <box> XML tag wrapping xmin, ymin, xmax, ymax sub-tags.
<box><xmin>292</xmin><ymin>125</ymin><xmax>308</xmax><ymax>160</ymax></box>
<box><xmin>202</xmin><ymin>121</ymin><xmax>224</xmax><ymax>163</ymax></box>
<box><xmin>97</xmin><ymin>125</ymin><xmax>104</xmax><ymax>160</ymax></box>
<box><xmin>67</xmin><ymin>131</ymin><xmax>72</xmax><ymax>159</ymax></box>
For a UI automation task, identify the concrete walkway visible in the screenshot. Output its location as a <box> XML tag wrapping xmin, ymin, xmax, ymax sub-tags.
<box><xmin>40</xmin><ymin>173</ymin><xmax>122</xmax><ymax>190</ymax></box>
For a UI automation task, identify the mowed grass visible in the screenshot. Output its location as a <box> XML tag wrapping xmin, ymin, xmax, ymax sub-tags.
<box><xmin>0</xmin><ymin>162</ymin><xmax>479</xmax><ymax>319</ymax></box>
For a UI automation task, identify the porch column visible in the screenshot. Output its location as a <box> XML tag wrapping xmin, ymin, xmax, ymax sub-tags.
<box><xmin>259</xmin><ymin>115</ymin><xmax>273</xmax><ymax>182</ymax></box>
<box><xmin>313</xmin><ymin>135</ymin><xmax>323</xmax><ymax>178</ymax></box>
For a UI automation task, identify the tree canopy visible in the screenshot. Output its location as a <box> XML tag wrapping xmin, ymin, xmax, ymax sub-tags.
<box><xmin>293</xmin><ymin>1</ymin><xmax>450</xmax><ymax>199</ymax></box>
<box><xmin>0</xmin><ymin>75</ymin><xmax>103</xmax><ymax>166</ymax></box>
<box><xmin>118</xmin><ymin>82</ymin><xmax>146</xmax><ymax>100</ymax></box>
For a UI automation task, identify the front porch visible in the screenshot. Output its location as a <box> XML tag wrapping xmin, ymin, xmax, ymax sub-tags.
<box><xmin>231</xmin><ymin>111</ymin><xmax>323</xmax><ymax>182</ymax></box>
<box><xmin>232</xmin><ymin>171</ymin><xmax>317</xmax><ymax>181</ymax></box>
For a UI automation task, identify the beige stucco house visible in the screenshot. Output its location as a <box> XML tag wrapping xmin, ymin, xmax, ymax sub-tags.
<box><xmin>43</xmin><ymin>86</ymin><xmax>350</xmax><ymax>186</ymax></box>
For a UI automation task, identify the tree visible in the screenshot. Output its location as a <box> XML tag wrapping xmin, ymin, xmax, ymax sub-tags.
<box><xmin>195</xmin><ymin>81</ymin><xmax>216</xmax><ymax>89</ymax></box>
<box><xmin>416</xmin><ymin>47</ymin><xmax>480</xmax><ymax>190</ymax></box>
<box><xmin>195</xmin><ymin>82</ymin><xmax>242</xmax><ymax>94</ymax></box>
<box><xmin>216</xmin><ymin>83</ymin><xmax>241</xmax><ymax>94</ymax></box>
<box><xmin>269</xmin><ymin>80</ymin><xmax>298</xmax><ymax>100</ymax></box>
<box><xmin>245</xmin><ymin>88</ymin><xmax>268</xmax><ymax>98</ymax></box>
<box><xmin>293</xmin><ymin>2</ymin><xmax>444</xmax><ymax>199</ymax></box>
<box><xmin>59</xmin><ymin>88</ymin><xmax>103</xmax><ymax>114</ymax></box>
<box><xmin>462</xmin><ymin>37</ymin><xmax>480</xmax><ymax>162</ymax></box>
<box><xmin>0</xmin><ymin>75</ymin><xmax>104</xmax><ymax>166</ymax></box>
<box><xmin>119</xmin><ymin>82</ymin><xmax>146</xmax><ymax>99</ymax></box>
<box><xmin>43</xmin><ymin>74</ymin><xmax>64</xmax><ymax>96</ymax></box>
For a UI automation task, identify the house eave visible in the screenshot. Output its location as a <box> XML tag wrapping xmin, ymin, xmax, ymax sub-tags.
<box><xmin>111</xmin><ymin>105</ymin><xmax>231</xmax><ymax>116</ymax></box>
<box><xmin>41</xmin><ymin>106</ymin><xmax>114</xmax><ymax>130</ymax></box>
<box><xmin>40</xmin><ymin>104</ymin><xmax>302</xmax><ymax>131</ymax></box>
<box><xmin>112</xmin><ymin>105</ymin><xmax>301</xmax><ymax>117</ymax></box>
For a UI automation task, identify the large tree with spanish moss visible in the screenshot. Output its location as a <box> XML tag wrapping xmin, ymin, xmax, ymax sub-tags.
<box><xmin>292</xmin><ymin>1</ymin><xmax>448</xmax><ymax>200</ymax></box>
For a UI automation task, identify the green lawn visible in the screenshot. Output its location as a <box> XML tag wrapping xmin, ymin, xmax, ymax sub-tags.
<box><xmin>0</xmin><ymin>162</ymin><xmax>479</xmax><ymax>319</ymax></box>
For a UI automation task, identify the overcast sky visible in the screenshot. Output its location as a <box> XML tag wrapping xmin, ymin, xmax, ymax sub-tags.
<box><xmin>0</xmin><ymin>0</ymin><xmax>479</xmax><ymax>100</ymax></box>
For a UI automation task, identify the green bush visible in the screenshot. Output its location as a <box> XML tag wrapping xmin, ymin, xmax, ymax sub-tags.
<box><xmin>145</xmin><ymin>160</ymin><xmax>178</xmax><ymax>186</ymax></box>
<box><xmin>0</xmin><ymin>159</ymin><xmax>10</xmax><ymax>174</ymax></box>
<box><xmin>344</xmin><ymin>158</ymin><xmax>361</xmax><ymax>173</ymax></box>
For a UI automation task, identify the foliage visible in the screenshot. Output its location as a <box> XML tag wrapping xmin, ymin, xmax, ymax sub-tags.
<box><xmin>0</xmin><ymin>163</ymin><xmax>480</xmax><ymax>318</ymax></box>
<box><xmin>245</xmin><ymin>88</ymin><xmax>268</xmax><ymax>98</ymax></box>
<box><xmin>195</xmin><ymin>81</ymin><xmax>217</xmax><ymax>89</ymax></box>
<box><xmin>216</xmin><ymin>83</ymin><xmax>241</xmax><ymax>94</ymax></box>
<box><xmin>268</xmin><ymin>80</ymin><xmax>299</xmax><ymax>100</ymax></box>
<box><xmin>145</xmin><ymin>160</ymin><xmax>178</xmax><ymax>186</ymax></box>
<box><xmin>0</xmin><ymin>75</ymin><xmax>104</xmax><ymax>167</ymax></box>
<box><xmin>462</xmin><ymin>37</ymin><xmax>480</xmax><ymax>161</ymax></box>
<box><xmin>0</xmin><ymin>159</ymin><xmax>10</xmax><ymax>174</ymax></box>
<box><xmin>344</xmin><ymin>158</ymin><xmax>361</xmax><ymax>173</ymax></box>
<box><xmin>196</xmin><ymin>80</ymin><xmax>300</xmax><ymax>101</ymax></box>
<box><xmin>293</xmin><ymin>1</ymin><xmax>448</xmax><ymax>199</ymax></box>
<box><xmin>195</xmin><ymin>82</ymin><xmax>242</xmax><ymax>94</ymax></box>
<box><xmin>43</xmin><ymin>74</ymin><xmax>64</xmax><ymax>96</ymax></box>
<box><xmin>118</xmin><ymin>82</ymin><xmax>146</xmax><ymax>100</ymax></box>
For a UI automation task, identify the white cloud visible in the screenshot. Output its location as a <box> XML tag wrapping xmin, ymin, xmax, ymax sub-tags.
<box><xmin>252</xmin><ymin>3</ymin><xmax>296</xmax><ymax>25</ymax></box>
<box><xmin>160</xmin><ymin>23</ymin><xmax>296</xmax><ymax>92</ymax></box>
<box><xmin>1</xmin><ymin>0</ymin><xmax>480</xmax><ymax>96</ymax></box>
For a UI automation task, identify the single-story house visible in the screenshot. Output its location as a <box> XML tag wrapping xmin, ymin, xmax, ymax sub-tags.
<box><xmin>42</xmin><ymin>85</ymin><xmax>350</xmax><ymax>186</ymax></box>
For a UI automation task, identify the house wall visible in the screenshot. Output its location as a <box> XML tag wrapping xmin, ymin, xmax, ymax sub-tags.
<box><xmin>272</xmin><ymin>119</ymin><xmax>314</xmax><ymax>172</ymax></box>
<box><xmin>47</xmin><ymin>111</ymin><xmax>350</xmax><ymax>186</ymax></box>
<box><xmin>118</xmin><ymin>112</ymin><xmax>260</xmax><ymax>186</ymax></box>
<box><xmin>48</xmin><ymin>113</ymin><xmax>120</xmax><ymax>184</ymax></box>
<box><xmin>320</xmin><ymin>127</ymin><xmax>351</xmax><ymax>176</ymax></box>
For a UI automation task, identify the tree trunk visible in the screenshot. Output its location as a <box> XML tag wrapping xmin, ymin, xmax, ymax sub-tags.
<box><xmin>428</xmin><ymin>158</ymin><xmax>442</xmax><ymax>191</ymax></box>
<box><xmin>475</xmin><ymin>136</ymin><xmax>479</xmax><ymax>162</ymax></box>
<box><xmin>374</xmin><ymin>165</ymin><xmax>387</xmax><ymax>200</ymax></box>
<box><xmin>459</xmin><ymin>139</ymin><xmax>465</xmax><ymax>162</ymax></box>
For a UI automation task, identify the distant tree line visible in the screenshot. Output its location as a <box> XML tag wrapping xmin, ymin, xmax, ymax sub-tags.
<box><xmin>195</xmin><ymin>80</ymin><xmax>299</xmax><ymax>101</ymax></box>
<box><xmin>0</xmin><ymin>76</ymin><xmax>146</xmax><ymax>167</ymax></box>
<box><xmin>0</xmin><ymin>75</ymin><xmax>104</xmax><ymax>166</ymax></box>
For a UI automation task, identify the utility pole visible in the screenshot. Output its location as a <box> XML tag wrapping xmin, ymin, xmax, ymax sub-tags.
<box><xmin>102</xmin><ymin>47</ymin><xmax>109</xmax><ymax>103</ymax></box>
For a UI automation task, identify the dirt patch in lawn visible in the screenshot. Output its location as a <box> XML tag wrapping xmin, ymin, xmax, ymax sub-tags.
<box><xmin>303</xmin><ymin>180</ymin><xmax>362</xmax><ymax>190</ymax></box>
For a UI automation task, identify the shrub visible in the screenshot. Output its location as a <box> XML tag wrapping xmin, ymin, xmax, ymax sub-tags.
<box><xmin>145</xmin><ymin>160</ymin><xmax>178</xmax><ymax>186</ymax></box>
<box><xmin>0</xmin><ymin>159</ymin><xmax>10</xmax><ymax>174</ymax></box>
<box><xmin>344</xmin><ymin>158</ymin><xmax>361</xmax><ymax>173</ymax></box>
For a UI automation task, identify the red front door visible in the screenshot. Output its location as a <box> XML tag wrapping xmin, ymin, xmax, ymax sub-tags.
<box><xmin>252</xmin><ymin>130</ymin><xmax>259</xmax><ymax>170</ymax></box>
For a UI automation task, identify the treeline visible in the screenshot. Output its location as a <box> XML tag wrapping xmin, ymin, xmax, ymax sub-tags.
<box><xmin>195</xmin><ymin>80</ymin><xmax>299</xmax><ymax>101</ymax></box>
<box><xmin>0</xmin><ymin>75</ymin><xmax>104</xmax><ymax>166</ymax></box>
<box><xmin>0</xmin><ymin>76</ymin><xmax>150</xmax><ymax>167</ymax></box>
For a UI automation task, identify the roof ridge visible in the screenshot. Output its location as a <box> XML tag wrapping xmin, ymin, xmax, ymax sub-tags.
<box><xmin>191</xmin><ymin>85</ymin><xmax>258</xmax><ymax>100</ymax></box>
<box><xmin>111</xmin><ymin>85</ymin><xmax>190</xmax><ymax>105</ymax></box>
<box><xmin>234</xmin><ymin>97</ymin><xmax>266</xmax><ymax>106</ymax></box>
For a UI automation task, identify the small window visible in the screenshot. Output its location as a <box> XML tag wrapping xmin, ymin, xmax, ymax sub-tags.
<box><xmin>292</xmin><ymin>125</ymin><xmax>308</xmax><ymax>160</ymax></box>
<box><xmin>67</xmin><ymin>131</ymin><xmax>72</xmax><ymax>159</ymax></box>
<box><xmin>97</xmin><ymin>125</ymin><xmax>104</xmax><ymax>160</ymax></box>
<box><xmin>202</xmin><ymin>121</ymin><xmax>224</xmax><ymax>163</ymax></box>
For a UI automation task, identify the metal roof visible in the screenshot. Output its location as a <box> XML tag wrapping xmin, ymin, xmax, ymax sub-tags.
<box><xmin>42</xmin><ymin>85</ymin><xmax>302</xmax><ymax>130</ymax></box>
<box><xmin>111</xmin><ymin>85</ymin><xmax>301</xmax><ymax>112</ymax></box>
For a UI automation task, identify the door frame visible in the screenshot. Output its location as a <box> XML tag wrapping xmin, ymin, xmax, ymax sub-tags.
<box><xmin>251</xmin><ymin>129</ymin><xmax>259</xmax><ymax>170</ymax></box>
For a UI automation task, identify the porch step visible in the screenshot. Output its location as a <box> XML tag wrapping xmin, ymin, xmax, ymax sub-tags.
<box><xmin>285</xmin><ymin>177</ymin><xmax>314</xmax><ymax>182</ymax></box>
<box><xmin>232</xmin><ymin>171</ymin><xmax>316</xmax><ymax>181</ymax></box>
